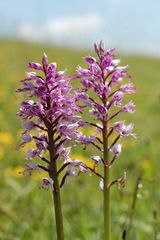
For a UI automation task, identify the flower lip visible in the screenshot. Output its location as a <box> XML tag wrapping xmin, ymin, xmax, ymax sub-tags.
<box><xmin>111</xmin><ymin>144</ymin><xmax>122</xmax><ymax>156</ymax></box>
<box><xmin>21</xmin><ymin>133</ymin><xmax>33</xmax><ymax>142</ymax></box>
<box><xmin>42</xmin><ymin>178</ymin><xmax>53</xmax><ymax>190</ymax></box>
<box><xmin>26</xmin><ymin>162</ymin><xmax>38</xmax><ymax>170</ymax></box>
<box><xmin>26</xmin><ymin>148</ymin><xmax>38</xmax><ymax>160</ymax></box>
<box><xmin>67</xmin><ymin>166</ymin><xmax>78</xmax><ymax>176</ymax></box>
<box><xmin>121</xmin><ymin>101</ymin><xmax>136</xmax><ymax>113</ymax></box>
<box><xmin>22</xmin><ymin>121</ymin><xmax>35</xmax><ymax>130</ymax></box>
<box><xmin>91</xmin><ymin>156</ymin><xmax>102</xmax><ymax>163</ymax></box>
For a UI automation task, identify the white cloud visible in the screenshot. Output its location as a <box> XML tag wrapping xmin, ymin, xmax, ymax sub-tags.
<box><xmin>17</xmin><ymin>14</ymin><xmax>102</xmax><ymax>47</ymax></box>
<box><xmin>18</xmin><ymin>24</ymin><xmax>40</xmax><ymax>42</ymax></box>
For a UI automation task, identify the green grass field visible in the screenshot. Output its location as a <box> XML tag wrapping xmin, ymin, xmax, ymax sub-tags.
<box><xmin>0</xmin><ymin>39</ymin><xmax>160</xmax><ymax>240</ymax></box>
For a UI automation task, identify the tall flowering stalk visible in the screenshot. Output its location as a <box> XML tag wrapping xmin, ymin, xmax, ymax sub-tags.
<box><xmin>16</xmin><ymin>43</ymin><xmax>136</xmax><ymax>239</ymax></box>
<box><xmin>16</xmin><ymin>54</ymin><xmax>89</xmax><ymax>240</ymax></box>
<box><xmin>76</xmin><ymin>42</ymin><xmax>136</xmax><ymax>240</ymax></box>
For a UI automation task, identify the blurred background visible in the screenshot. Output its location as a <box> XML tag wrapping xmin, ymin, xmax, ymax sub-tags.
<box><xmin>0</xmin><ymin>0</ymin><xmax>160</xmax><ymax>239</ymax></box>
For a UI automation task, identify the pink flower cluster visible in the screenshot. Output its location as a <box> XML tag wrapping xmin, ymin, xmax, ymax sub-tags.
<box><xmin>76</xmin><ymin>41</ymin><xmax>136</xmax><ymax>188</ymax></box>
<box><xmin>17</xmin><ymin>42</ymin><xmax>136</xmax><ymax>190</ymax></box>
<box><xmin>17</xmin><ymin>53</ymin><xmax>89</xmax><ymax>189</ymax></box>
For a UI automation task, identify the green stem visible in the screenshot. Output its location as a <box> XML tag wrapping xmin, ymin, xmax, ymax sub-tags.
<box><xmin>127</xmin><ymin>174</ymin><xmax>142</xmax><ymax>236</ymax></box>
<box><xmin>103</xmin><ymin>119</ymin><xmax>111</xmax><ymax>240</ymax></box>
<box><xmin>52</xmin><ymin>166</ymin><xmax>64</xmax><ymax>240</ymax></box>
<box><xmin>48</xmin><ymin>125</ymin><xmax>64</xmax><ymax>240</ymax></box>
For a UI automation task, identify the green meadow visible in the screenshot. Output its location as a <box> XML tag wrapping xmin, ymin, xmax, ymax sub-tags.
<box><xmin>0</xmin><ymin>39</ymin><xmax>160</xmax><ymax>240</ymax></box>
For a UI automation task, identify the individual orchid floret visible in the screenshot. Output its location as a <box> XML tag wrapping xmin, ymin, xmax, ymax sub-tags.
<box><xmin>91</xmin><ymin>155</ymin><xmax>102</xmax><ymax>163</ymax></box>
<box><xmin>84</xmin><ymin>55</ymin><xmax>97</xmax><ymax>64</ymax></box>
<box><xmin>78</xmin><ymin>135</ymin><xmax>97</xmax><ymax>149</ymax></box>
<box><xmin>17</xmin><ymin>81</ymin><xmax>35</xmax><ymax>93</ymax></box>
<box><xmin>120</xmin><ymin>82</ymin><xmax>136</xmax><ymax>94</ymax></box>
<box><xmin>112</xmin><ymin>91</ymin><xmax>124</xmax><ymax>106</ymax></box>
<box><xmin>77</xmin><ymin>66</ymin><xmax>91</xmax><ymax>77</ymax></box>
<box><xmin>91</xmin><ymin>156</ymin><xmax>102</xmax><ymax>166</ymax></box>
<box><xmin>111</xmin><ymin>144</ymin><xmax>122</xmax><ymax>156</ymax></box>
<box><xmin>26</xmin><ymin>162</ymin><xmax>38</xmax><ymax>170</ymax></box>
<box><xmin>20</xmin><ymin>162</ymin><xmax>39</xmax><ymax>176</ymax></box>
<box><xmin>35</xmin><ymin>137</ymin><xmax>48</xmax><ymax>153</ymax></box>
<box><xmin>21</xmin><ymin>132</ymin><xmax>33</xmax><ymax>143</ymax></box>
<box><xmin>80</xmin><ymin>79</ymin><xmax>94</xmax><ymax>90</ymax></box>
<box><xmin>112</xmin><ymin>121</ymin><xmax>125</xmax><ymax>132</ymax></box>
<box><xmin>109</xmin><ymin>69</ymin><xmax>131</xmax><ymax>87</ymax></box>
<box><xmin>89</xmin><ymin>105</ymin><xmax>107</xmax><ymax>119</ymax></box>
<box><xmin>120</xmin><ymin>123</ymin><xmax>136</xmax><ymax>138</ymax></box>
<box><xmin>28</xmin><ymin>62</ymin><xmax>43</xmax><ymax>71</ymax></box>
<box><xmin>112</xmin><ymin>121</ymin><xmax>136</xmax><ymax>138</ymax></box>
<box><xmin>22</xmin><ymin>121</ymin><xmax>35</xmax><ymax>130</ymax></box>
<box><xmin>121</xmin><ymin>101</ymin><xmax>136</xmax><ymax>113</ymax></box>
<box><xmin>26</xmin><ymin>148</ymin><xmax>38</xmax><ymax>160</ymax></box>
<box><xmin>42</xmin><ymin>178</ymin><xmax>53</xmax><ymax>190</ymax></box>
<box><xmin>25</xmin><ymin>71</ymin><xmax>37</xmax><ymax>80</ymax></box>
<box><xmin>58</xmin><ymin>159</ymin><xmax>89</xmax><ymax>187</ymax></box>
<box><xmin>58</xmin><ymin>146</ymin><xmax>71</xmax><ymax>161</ymax></box>
<box><xmin>57</xmin><ymin>122</ymin><xmax>81</xmax><ymax>140</ymax></box>
<box><xmin>67</xmin><ymin>166</ymin><xmax>78</xmax><ymax>176</ymax></box>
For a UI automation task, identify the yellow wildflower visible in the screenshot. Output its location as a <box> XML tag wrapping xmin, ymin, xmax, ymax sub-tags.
<box><xmin>0</xmin><ymin>132</ymin><xmax>13</xmax><ymax>145</ymax></box>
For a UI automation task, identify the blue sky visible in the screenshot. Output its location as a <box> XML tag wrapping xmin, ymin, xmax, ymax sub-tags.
<box><xmin>0</xmin><ymin>0</ymin><xmax>159</xmax><ymax>56</ymax></box>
